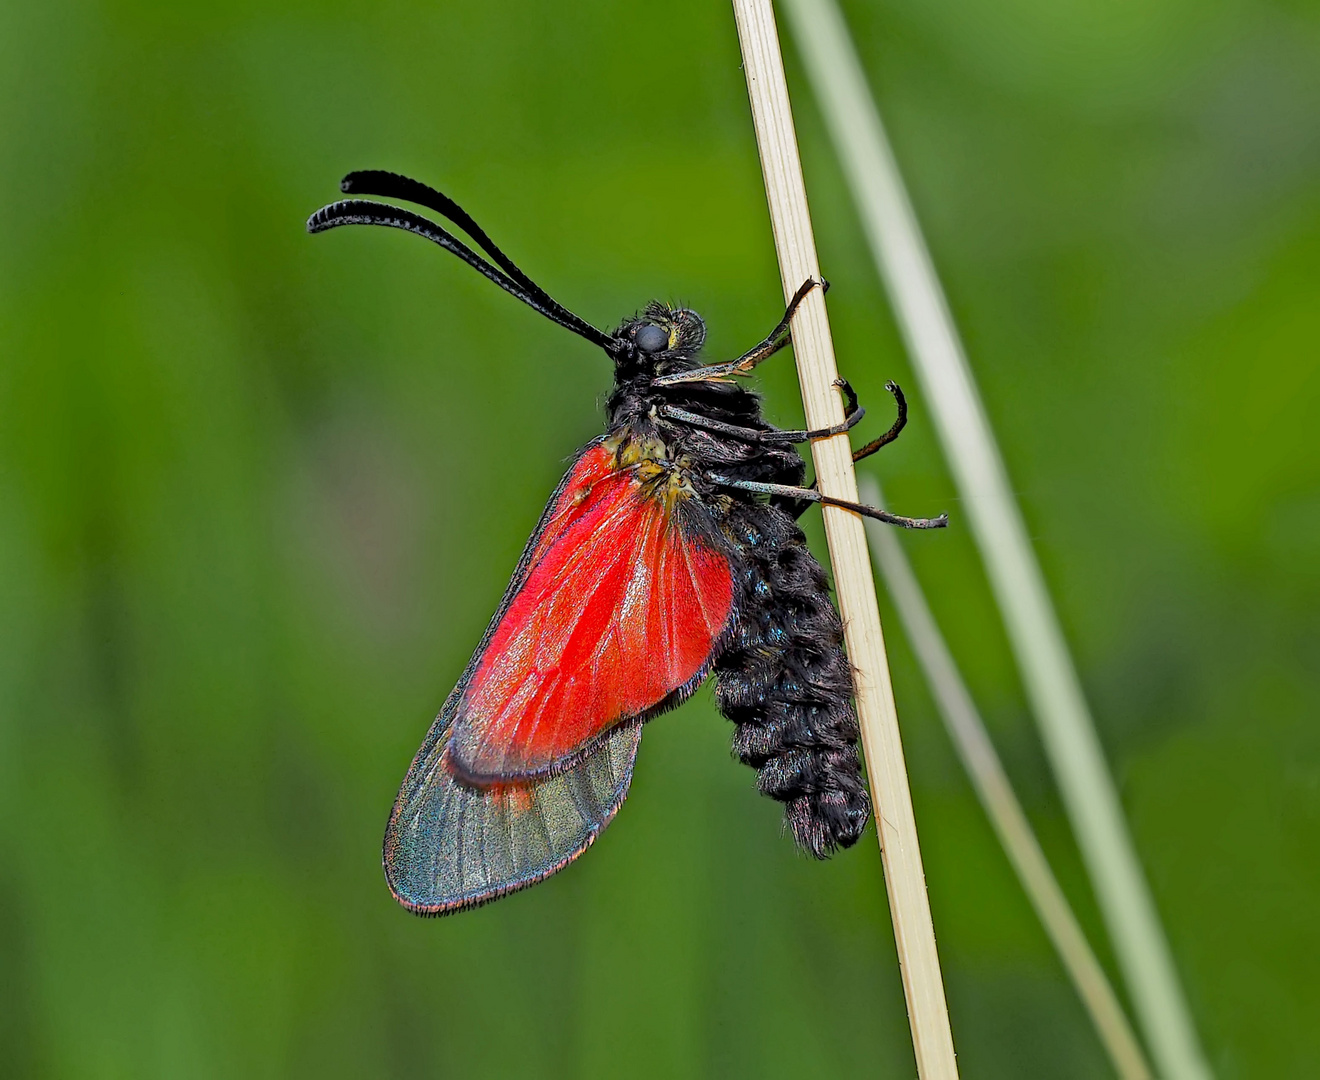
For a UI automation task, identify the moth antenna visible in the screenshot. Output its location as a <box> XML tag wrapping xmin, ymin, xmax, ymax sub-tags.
<box><xmin>342</xmin><ymin>173</ymin><xmax>549</xmax><ymax>304</ymax></box>
<box><xmin>307</xmin><ymin>198</ymin><xmax>614</xmax><ymax>350</ymax></box>
<box><xmin>326</xmin><ymin>172</ymin><xmax>614</xmax><ymax>349</ymax></box>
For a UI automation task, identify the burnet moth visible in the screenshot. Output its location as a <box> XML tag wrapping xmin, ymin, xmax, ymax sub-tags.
<box><xmin>308</xmin><ymin>171</ymin><xmax>946</xmax><ymax>916</ymax></box>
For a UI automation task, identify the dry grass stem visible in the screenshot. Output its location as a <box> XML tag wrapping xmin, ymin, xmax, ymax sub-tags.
<box><xmin>780</xmin><ymin>1</ymin><xmax>1211</xmax><ymax>1076</ymax></box>
<box><xmin>731</xmin><ymin>2</ymin><xmax>958</xmax><ymax>1075</ymax></box>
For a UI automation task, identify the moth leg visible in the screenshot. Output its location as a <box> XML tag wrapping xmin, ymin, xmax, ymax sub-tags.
<box><xmin>706</xmin><ymin>473</ymin><xmax>947</xmax><ymax>530</ymax></box>
<box><xmin>850</xmin><ymin>381</ymin><xmax>908</xmax><ymax>464</ymax></box>
<box><xmin>788</xmin><ymin>380</ymin><xmax>910</xmax><ymax>516</ymax></box>
<box><xmin>651</xmin><ymin>278</ymin><xmax>824</xmax><ymax>387</ymax></box>
<box><xmin>721</xmin><ymin>276</ymin><xmax>820</xmax><ymax>374</ymax></box>
<box><xmin>658</xmin><ymin>383</ymin><xmax>862</xmax><ymax>446</ymax></box>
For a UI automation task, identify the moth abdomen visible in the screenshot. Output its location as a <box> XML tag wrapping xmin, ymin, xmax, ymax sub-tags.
<box><xmin>714</xmin><ymin>503</ymin><xmax>870</xmax><ymax>858</ymax></box>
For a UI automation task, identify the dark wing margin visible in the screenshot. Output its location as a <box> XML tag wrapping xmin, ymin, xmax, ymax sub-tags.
<box><xmin>383</xmin><ymin>689</ymin><xmax>642</xmax><ymax>916</ymax></box>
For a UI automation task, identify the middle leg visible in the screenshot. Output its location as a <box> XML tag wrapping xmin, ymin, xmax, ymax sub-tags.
<box><xmin>658</xmin><ymin>377</ymin><xmax>863</xmax><ymax>446</ymax></box>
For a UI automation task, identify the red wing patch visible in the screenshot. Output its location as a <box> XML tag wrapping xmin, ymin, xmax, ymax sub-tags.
<box><xmin>448</xmin><ymin>442</ymin><xmax>735</xmax><ymax>782</ymax></box>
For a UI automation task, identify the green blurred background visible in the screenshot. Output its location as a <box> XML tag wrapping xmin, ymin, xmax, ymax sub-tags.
<box><xmin>2</xmin><ymin>0</ymin><xmax>1317</xmax><ymax>1075</ymax></box>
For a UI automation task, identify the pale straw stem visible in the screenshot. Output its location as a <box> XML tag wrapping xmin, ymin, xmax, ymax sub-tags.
<box><xmin>781</xmin><ymin>1</ymin><xmax>1212</xmax><ymax>1076</ymax></box>
<box><xmin>731</xmin><ymin>2</ymin><xmax>959</xmax><ymax>1075</ymax></box>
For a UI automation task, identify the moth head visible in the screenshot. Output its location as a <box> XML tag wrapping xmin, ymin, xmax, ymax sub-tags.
<box><xmin>610</xmin><ymin>303</ymin><xmax>707</xmax><ymax>377</ymax></box>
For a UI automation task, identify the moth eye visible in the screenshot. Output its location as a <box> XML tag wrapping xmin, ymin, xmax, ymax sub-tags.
<box><xmin>634</xmin><ymin>323</ymin><xmax>669</xmax><ymax>354</ymax></box>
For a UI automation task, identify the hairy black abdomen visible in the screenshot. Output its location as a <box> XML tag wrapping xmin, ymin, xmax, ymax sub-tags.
<box><xmin>713</xmin><ymin>503</ymin><xmax>870</xmax><ymax>857</ymax></box>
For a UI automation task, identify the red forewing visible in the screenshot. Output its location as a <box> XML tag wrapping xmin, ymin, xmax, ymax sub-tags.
<box><xmin>448</xmin><ymin>441</ymin><xmax>735</xmax><ymax>782</ymax></box>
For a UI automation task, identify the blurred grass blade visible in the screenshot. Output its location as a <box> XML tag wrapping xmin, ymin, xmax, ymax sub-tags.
<box><xmin>861</xmin><ymin>476</ymin><xmax>1153</xmax><ymax>1080</ymax></box>
<box><xmin>780</xmin><ymin>1</ymin><xmax>1212</xmax><ymax>1076</ymax></box>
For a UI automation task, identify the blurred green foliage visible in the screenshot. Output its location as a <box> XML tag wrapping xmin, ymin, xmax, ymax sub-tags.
<box><xmin>2</xmin><ymin>0</ymin><xmax>1318</xmax><ymax>1076</ymax></box>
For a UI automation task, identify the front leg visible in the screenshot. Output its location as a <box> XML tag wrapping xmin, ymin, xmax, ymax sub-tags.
<box><xmin>651</xmin><ymin>278</ymin><xmax>824</xmax><ymax>387</ymax></box>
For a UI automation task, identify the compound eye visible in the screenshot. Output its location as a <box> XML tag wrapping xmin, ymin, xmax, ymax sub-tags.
<box><xmin>634</xmin><ymin>323</ymin><xmax>669</xmax><ymax>354</ymax></box>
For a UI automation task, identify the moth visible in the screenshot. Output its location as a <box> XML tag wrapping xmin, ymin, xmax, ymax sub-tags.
<box><xmin>309</xmin><ymin>172</ymin><xmax>945</xmax><ymax>915</ymax></box>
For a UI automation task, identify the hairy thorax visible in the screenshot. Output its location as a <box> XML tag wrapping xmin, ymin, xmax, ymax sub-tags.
<box><xmin>603</xmin><ymin>428</ymin><xmax>703</xmax><ymax>516</ymax></box>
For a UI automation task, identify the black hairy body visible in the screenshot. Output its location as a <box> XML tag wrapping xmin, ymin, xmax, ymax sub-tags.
<box><xmin>308</xmin><ymin>172</ymin><xmax>945</xmax><ymax>881</ymax></box>
<box><xmin>603</xmin><ymin>303</ymin><xmax>868</xmax><ymax>856</ymax></box>
<box><xmin>716</xmin><ymin>502</ymin><xmax>868</xmax><ymax>854</ymax></box>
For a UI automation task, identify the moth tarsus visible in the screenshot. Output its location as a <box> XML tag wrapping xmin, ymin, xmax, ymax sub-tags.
<box><xmin>309</xmin><ymin>172</ymin><xmax>946</xmax><ymax>914</ymax></box>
